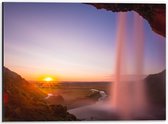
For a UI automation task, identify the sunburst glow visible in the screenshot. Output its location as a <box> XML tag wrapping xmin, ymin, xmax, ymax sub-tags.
<box><xmin>44</xmin><ymin>77</ymin><xmax>53</xmax><ymax>82</ymax></box>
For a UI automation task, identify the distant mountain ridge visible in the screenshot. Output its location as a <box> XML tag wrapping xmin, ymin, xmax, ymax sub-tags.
<box><xmin>3</xmin><ymin>67</ymin><xmax>77</xmax><ymax>121</ymax></box>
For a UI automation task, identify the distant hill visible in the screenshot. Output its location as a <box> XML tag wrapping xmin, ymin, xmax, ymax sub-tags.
<box><xmin>3</xmin><ymin>67</ymin><xmax>77</xmax><ymax>121</ymax></box>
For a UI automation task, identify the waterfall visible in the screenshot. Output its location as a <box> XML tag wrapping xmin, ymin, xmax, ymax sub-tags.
<box><xmin>111</xmin><ymin>12</ymin><xmax>147</xmax><ymax>119</ymax></box>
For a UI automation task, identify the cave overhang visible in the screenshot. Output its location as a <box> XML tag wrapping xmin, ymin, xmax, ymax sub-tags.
<box><xmin>86</xmin><ymin>3</ymin><xmax>165</xmax><ymax>37</ymax></box>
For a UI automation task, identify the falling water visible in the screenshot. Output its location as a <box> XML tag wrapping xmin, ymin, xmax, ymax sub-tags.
<box><xmin>133</xmin><ymin>12</ymin><xmax>147</xmax><ymax>114</ymax></box>
<box><xmin>111</xmin><ymin>12</ymin><xmax>147</xmax><ymax>119</ymax></box>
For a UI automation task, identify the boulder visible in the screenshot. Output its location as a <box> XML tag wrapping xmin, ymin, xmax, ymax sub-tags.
<box><xmin>45</xmin><ymin>94</ymin><xmax>65</xmax><ymax>105</ymax></box>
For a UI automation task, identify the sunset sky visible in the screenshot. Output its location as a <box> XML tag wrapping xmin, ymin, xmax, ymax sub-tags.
<box><xmin>4</xmin><ymin>3</ymin><xmax>165</xmax><ymax>81</ymax></box>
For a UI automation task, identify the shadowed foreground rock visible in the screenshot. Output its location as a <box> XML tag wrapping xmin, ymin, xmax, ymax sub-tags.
<box><xmin>3</xmin><ymin>67</ymin><xmax>77</xmax><ymax>121</ymax></box>
<box><xmin>45</xmin><ymin>95</ymin><xmax>65</xmax><ymax>105</ymax></box>
<box><xmin>145</xmin><ymin>70</ymin><xmax>166</xmax><ymax>107</ymax></box>
<box><xmin>145</xmin><ymin>70</ymin><xmax>166</xmax><ymax>120</ymax></box>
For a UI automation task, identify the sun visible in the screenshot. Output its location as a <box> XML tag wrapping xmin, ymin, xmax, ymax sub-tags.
<box><xmin>39</xmin><ymin>75</ymin><xmax>59</xmax><ymax>83</ymax></box>
<box><xmin>44</xmin><ymin>77</ymin><xmax>53</xmax><ymax>82</ymax></box>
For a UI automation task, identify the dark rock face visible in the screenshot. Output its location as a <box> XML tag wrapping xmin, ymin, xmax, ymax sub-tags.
<box><xmin>145</xmin><ymin>70</ymin><xmax>166</xmax><ymax>120</ymax></box>
<box><xmin>45</xmin><ymin>95</ymin><xmax>65</xmax><ymax>105</ymax></box>
<box><xmin>3</xmin><ymin>67</ymin><xmax>77</xmax><ymax>121</ymax></box>
<box><xmin>145</xmin><ymin>70</ymin><xmax>166</xmax><ymax>107</ymax></box>
<box><xmin>87</xmin><ymin>4</ymin><xmax>165</xmax><ymax>37</ymax></box>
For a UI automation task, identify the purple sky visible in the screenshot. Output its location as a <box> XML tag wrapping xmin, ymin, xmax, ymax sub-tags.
<box><xmin>4</xmin><ymin>3</ymin><xmax>166</xmax><ymax>81</ymax></box>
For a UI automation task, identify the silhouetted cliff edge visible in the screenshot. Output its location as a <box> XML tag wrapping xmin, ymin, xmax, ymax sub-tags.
<box><xmin>145</xmin><ymin>70</ymin><xmax>166</xmax><ymax>107</ymax></box>
<box><xmin>3</xmin><ymin>67</ymin><xmax>77</xmax><ymax>121</ymax></box>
